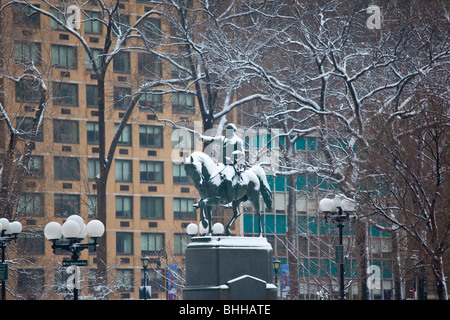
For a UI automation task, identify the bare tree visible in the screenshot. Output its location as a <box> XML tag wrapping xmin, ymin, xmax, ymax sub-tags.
<box><xmin>235</xmin><ymin>0</ymin><xmax>449</xmax><ymax>299</ymax></box>
<box><xmin>360</xmin><ymin>87</ymin><xmax>449</xmax><ymax>300</ymax></box>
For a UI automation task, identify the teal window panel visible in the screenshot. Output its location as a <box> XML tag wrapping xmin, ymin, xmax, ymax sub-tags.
<box><xmin>243</xmin><ymin>214</ymin><xmax>253</xmax><ymax>233</ymax></box>
<box><xmin>345</xmin><ymin>259</ymin><xmax>357</xmax><ymax>277</ymax></box>
<box><xmin>266</xmin><ymin>175</ymin><xmax>274</xmax><ymax>191</ymax></box>
<box><xmin>383</xmin><ymin>260</ymin><xmax>393</xmax><ymax>278</ymax></box>
<box><xmin>297</xmin><ymin>175</ymin><xmax>306</xmax><ymax>190</ymax></box>
<box><xmin>297</xmin><ymin>216</ymin><xmax>307</xmax><ymax>234</ymax></box>
<box><xmin>308</xmin><ymin>216</ymin><xmax>318</xmax><ymax>234</ymax></box>
<box><xmin>309</xmin><ymin>258</ymin><xmax>319</xmax><ymax>276</ymax></box>
<box><xmin>319</xmin><ymin>219</ymin><xmax>329</xmax><ymax>235</ymax></box>
<box><xmin>295</xmin><ymin>137</ymin><xmax>306</xmax><ymax>150</ymax></box>
<box><xmin>343</xmin><ymin>221</ymin><xmax>355</xmax><ymax>236</ymax></box>
<box><xmin>370</xmin><ymin>226</ymin><xmax>381</xmax><ymax>237</ymax></box>
<box><xmin>266</xmin><ymin>134</ymin><xmax>272</xmax><ymax>149</ymax></box>
<box><xmin>307</xmin><ymin>174</ymin><xmax>317</xmax><ymax>192</ymax></box>
<box><xmin>382</xmin><ymin>230</ymin><xmax>391</xmax><ymax>237</ymax></box>
<box><xmin>330</xmin><ymin>260</ymin><xmax>338</xmax><ymax>277</ymax></box>
<box><xmin>275</xmin><ymin>215</ymin><xmax>286</xmax><ymax>234</ymax></box>
<box><xmin>317</xmin><ymin>177</ymin><xmax>328</xmax><ymax>191</ymax></box>
<box><xmin>265</xmin><ymin>214</ymin><xmax>275</xmax><ymax>233</ymax></box>
<box><xmin>299</xmin><ymin>258</ymin><xmax>308</xmax><ymax>276</ymax></box>
<box><xmin>275</xmin><ymin>176</ymin><xmax>286</xmax><ymax>191</ymax></box>
<box><xmin>320</xmin><ymin>259</ymin><xmax>330</xmax><ymax>277</ymax></box>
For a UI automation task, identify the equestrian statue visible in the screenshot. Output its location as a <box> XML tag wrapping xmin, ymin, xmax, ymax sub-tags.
<box><xmin>184</xmin><ymin>124</ymin><xmax>272</xmax><ymax>236</ymax></box>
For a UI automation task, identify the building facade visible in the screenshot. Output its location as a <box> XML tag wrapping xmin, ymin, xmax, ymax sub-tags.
<box><xmin>0</xmin><ymin>0</ymin><xmax>211</xmax><ymax>300</ymax></box>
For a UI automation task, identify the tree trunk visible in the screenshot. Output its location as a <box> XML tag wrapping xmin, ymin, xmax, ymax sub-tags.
<box><xmin>433</xmin><ymin>256</ymin><xmax>448</xmax><ymax>300</ymax></box>
<box><xmin>355</xmin><ymin>218</ymin><xmax>369</xmax><ymax>300</ymax></box>
<box><xmin>286</xmin><ymin>172</ymin><xmax>299</xmax><ymax>299</ymax></box>
<box><xmin>95</xmin><ymin>74</ymin><xmax>109</xmax><ymax>297</ymax></box>
<box><xmin>391</xmin><ymin>230</ymin><xmax>403</xmax><ymax>300</ymax></box>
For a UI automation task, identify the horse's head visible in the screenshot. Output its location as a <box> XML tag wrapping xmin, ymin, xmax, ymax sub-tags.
<box><xmin>183</xmin><ymin>152</ymin><xmax>219</xmax><ymax>185</ymax></box>
<box><xmin>183</xmin><ymin>154</ymin><xmax>204</xmax><ymax>185</ymax></box>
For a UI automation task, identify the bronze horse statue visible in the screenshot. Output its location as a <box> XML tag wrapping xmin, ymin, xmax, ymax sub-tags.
<box><xmin>184</xmin><ymin>152</ymin><xmax>272</xmax><ymax>236</ymax></box>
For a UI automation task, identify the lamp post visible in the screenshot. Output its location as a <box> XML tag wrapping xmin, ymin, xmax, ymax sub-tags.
<box><xmin>141</xmin><ymin>256</ymin><xmax>150</xmax><ymax>300</ymax></box>
<box><xmin>319</xmin><ymin>195</ymin><xmax>355</xmax><ymax>300</ymax></box>
<box><xmin>44</xmin><ymin>215</ymin><xmax>105</xmax><ymax>300</ymax></box>
<box><xmin>273</xmin><ymin>258</ymin><xmax>281</xmax><ymax>299</ymax></box>
<box><xmin>0</xmin><ymin>218</ymin><xmax>23</xmax><ymax>300</ymax></box>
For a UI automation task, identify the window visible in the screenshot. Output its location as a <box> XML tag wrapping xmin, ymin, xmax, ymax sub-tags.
<box><xmin>16</xmin><ymin>194</ymin><xmax>44</xmax><ymax>217</ymax></box>
<box><xmin>53</xmin><ymin>119</ymin><xmax>79</xmax><ymax>143</ymax></box>
<box><xmin>87</xmin><ymin>158</ymin><xmax>100</xmax><ymax>180</ymax></box>
<box><xmin>173</xmin><ymin>198</ymin><xmax>195</xmax><ymax>220</ymax></box>
<box><xmin>140</xmin><ymin>161</ymin><xmax>163</xmax><ymax>183</ymax></box>
<box><xmin>139</xmin><ymin>125</ymin><xmax>163</xmax><ymax>148</ymax></box>
<box><xmin>50</xmin><ymin>8</ymin><xmax>65</xmax><ymax>30</ymax></box>
<box><xmin>18</xmin><ymin>233</ymin><xmax>45</xmax><ymax>255</ymax></box>
<box><xmin>174</xmin><ymin>233</ymin><xmax>190</xmax><ymax>255</ymax></box>
<box><xmin>28</xmin><ymin>156</ymin><xmax>44</xmax><ymax>178</ymax></box>
<box><xmin>85</xmin><ymin>11</ymin><xmax>102</xmax><ymax>34</ymax></box>
<box><xmin>87</xmin><ymin>122</ymin><xmax>99</xmax><ymax>144</ymax></box>
<box><xmin>53</xmin><ymin>82</ymin><xmax>79</xmax><ymax>106</ymax></box>
<box><xmin>115</xmin><ymin>159</ymin><xmax>132</xmax><ymax>182</ymax></box>
<box><xmin>54</xmin><ymin>194</ymin><xmax>80</xmax><ymax>217</ymax></box>
<box><xmin>139</xmin><ymin>91</ymin><xmax>163</xmax><ymax>112</ymax></box>
<box><xmin>17</xmin><ymin>117</ymin><xmax>43</xmax><ymax>141</ymax></box>
<box><xmin>141</xmin><ymin>197</ymin><xmax>164</xmax><ymax>219</ymax></box>
<box><xmin>171</xmin><ymin>57</ymin><xmax>190</xmax><ymax>79</ymax></box>
<box><xmin>116</xmin><ymin>196</ymin><xmax>133</xmax><ymax>218</ymax></box>
<box><xmin>112</xmin><ymin>13</ymin><xmax>129</xmax><ymax>36</ymax></box>
<box><xmin>141</xmin><ymin>233</ymin><xmax>164</xmax><ymax>255</ymax></box>
<box><xmin>114</xmin><ymin>87</ymin><xmax>131</xmax><ymax>110</ymax></box>
<box><xmin>173</xmin><ymin>164</ymin><xmax>190</xmax><ymax>184</ymax></box>
<box><xmin>139</xmin><ymin>18</ymin><xmax>161</xmax><ymax>42</ymax></box>
<box><xmin>14</xmin><ymin>41</ymin><xmax>41</xmax><ymax>65</ymax></box>
<box><xmin>116</xmin><ymin>232</ymin><xmax>133</xmax><ymax>254</ymax></box>
<box><xmin>13</xmin><ymin>4</ymin><xmax>40</xmax><ymax>28</ymax></box>
<box><xmin>116</xmin><ymin>269</ymin><xmax>134</xmax><ymax>292</ymax></box>
<box><xmin>113</xmin><ymin>51</ymin><xmax>130</xmax><ymax>73</ymax></box>
<box><xmin>88</xmin><ymin>195</ymin><xmax>97</xmax><ymax>217</ymax></box>
<box><xmin>15</xmin><ymin>80</ymin><xmax>41</xmax><ymax>103</ymax></box>
<box><xmin>86</xmin><ymin>85</ymin><xmax>99</xmax><ymax>108</ymax></box>
<box><xmin>172</xmin><ymin>92</ymin><xmax>195</xmax><ymax>114</ymax></box>
<box><xmin>52</xmin><ymin>45</ymin><xmax>77</xmax><ymax>69</ymax></box>
<box><xmin>114</xmin><ymin>124</ymin><xmax>132</xmax><ymax>146</ymax></box>
<box><xmin>138</xmin><ymin>53</ymin><xmax>162</xmax><ymax>78</ymax></box>
<box><xmin>54</xmin><ymin>157</ymin><xmax>80</xmax><ymax>180</ymax></box>
<box><xmin>85</xmin><ymin>48</ymin><xmax>102</xmax><ymax>70</ymax></box>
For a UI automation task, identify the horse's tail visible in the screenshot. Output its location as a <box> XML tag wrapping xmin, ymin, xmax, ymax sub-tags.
<box><xmin>251</xmin><ymin>166</ymin><xmax>273</xmax><ymax>211</ymax></box>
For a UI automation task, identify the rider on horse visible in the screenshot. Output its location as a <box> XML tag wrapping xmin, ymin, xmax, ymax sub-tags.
<box><xmin>195</xmin><ymin>123</ymin><xmax>245</xmax><ymax>203</ymax></box>
<box><xmin>195</xmin><ymin>123</ymin><xmax>244</xmax><ymax>182</ymax></box>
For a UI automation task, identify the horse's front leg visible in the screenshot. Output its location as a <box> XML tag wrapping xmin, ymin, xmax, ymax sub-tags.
<box><xmin>225</xmin><ymin>200</ymin><xmax>241</xmax><ymax>236</ymax></box>
<box><xmin>205</xmin><ymin>206</ymin><xmax>213</xmax><ymax>235</ymax></box>
<box><xmin>195</xmin><ymin>199</ymin><xmax>208</xmax><ymax>230</ymax></box>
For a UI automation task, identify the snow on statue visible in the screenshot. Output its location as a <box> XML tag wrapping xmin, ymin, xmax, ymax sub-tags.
<box><xmin>186</xmin><ymin>124</ymin><xmax>272</xmax><ymax>236</ymax></box>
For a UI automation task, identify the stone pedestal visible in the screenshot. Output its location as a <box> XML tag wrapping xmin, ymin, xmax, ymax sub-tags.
<box><xmin>182</xmin><ymin>236</ymin><xmax>277</xmax><ymax>300</ymax></box>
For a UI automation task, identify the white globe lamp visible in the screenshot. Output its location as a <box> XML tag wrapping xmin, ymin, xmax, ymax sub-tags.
<box><xmin>86</xmin><ymin>219</ymin><xmax>105</xmax><ymax>239</ymax></box>
<box><xmin>44</xmin><ymin>222</ymin><xmax>63</xmax><ymax>240</ymax></box>
<box><xmin>61</xmin><ymin>220</ymin><xmax>81</xmax><ymax>239</ymax></box>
